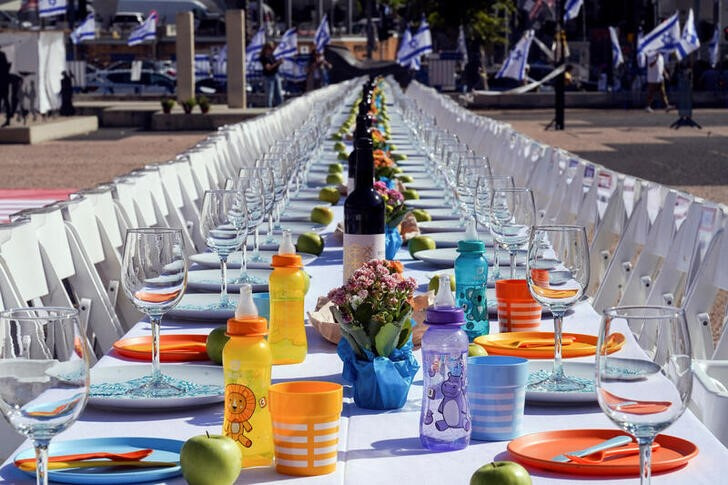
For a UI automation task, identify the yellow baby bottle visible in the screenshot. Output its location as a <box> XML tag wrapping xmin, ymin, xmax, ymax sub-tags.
<box><xmin>222</xmin><ymin>284</ymin><xmax>274</xmax><ymax>467</ymax></box>
<box><xmin>269</xmin><ymin>230</ymin><xmax>307</xmax><ymax>364</ymax></box>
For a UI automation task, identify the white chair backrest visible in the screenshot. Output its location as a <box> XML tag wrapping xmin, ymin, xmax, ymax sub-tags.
<box><xmin>588</xmin><ymin>175</ymin><xmax>626</xmax><ymax>294</ymax></box>
<box><xmin>0</xmin><ymin>218</ymin><xmax>49</xmax><ymax>303</ymax></box>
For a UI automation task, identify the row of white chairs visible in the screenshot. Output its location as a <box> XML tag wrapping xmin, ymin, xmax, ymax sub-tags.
<box><xmin>398</xmin><ymin>79</ymin><xmax>728</xmax><ymax>445</ymax></box>
<box><xmin>0</xmin><ymin>80</ymin><xmax>357</xmax><ymax>460</ymax></box>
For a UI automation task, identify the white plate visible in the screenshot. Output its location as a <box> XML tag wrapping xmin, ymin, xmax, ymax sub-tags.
<box><xmin>417</xmin><ymin>220</ymin><xmax>465</xmax><ymax>233</ymax></box>
<box><xmin>405</xmin><ymin>199</ymin><xmax>452</xmax><ymax>210</ymax></box>
<box><xmin>89</xmin><ymin>365</ymin><xmax>224</xmax><ymax>410</ymax></box>
<box><xmin>187</xmin><ymin>268</ymin><xmax>271</xmax><ymax>292</ymax></box>
<box><xmin>525</xmin><ymin>361</ymin><xmax>596</xmax><ymax>404</ymax></box>
<box><xmin>189</xmin><ymin>250</ymin><xmax>317</xmax><ymax>269</ymax></box>
<box><xmin>276</xmin><ymin>221</ymin><xmax>329</xmax><ymax>235</ymax></box>
<box><xmin>409</xmin><ymin>208</ymin><xmax>460</xmax><ymax>221</ymax></box>
<box><xmin>286</xmin><ymin>200</ymin><xmax>333</xmax><ymax>211</ymax></box>
<box><xmin>166</xmin><ymin>292</ymin><xmax>236</xmax><ymax>321</ymax></box>
<box><xmin>404</xmin><ymin>182</ymin><xmax>438</xmax><ymax>191</ymax></box>
<box><xmin>412</xmin><ymin>189</ymin><xmax>447</xmax><ymax>199</ymax></box>
<box><xmin>426</xmin><ymin>231</ymin><xmax>494</xmax><ymax>247</ymax></box>
<box><xmin>414</xmin><ymin>248</ymin><xmax>525</xmax><ymax>267</ymax></box>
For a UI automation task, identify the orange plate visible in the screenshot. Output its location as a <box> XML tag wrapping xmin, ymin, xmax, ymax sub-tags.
<box><xmin>113</xmin><ymin>335</ymin><xmax>209</xmax><ymax>362</ymax></box>
<box><xmin>507</xmin><ymin>429</ymin><xmax>697</xmax><ymax>476</ymax></box>
<box><xmin>473</xmin><ymin>331</ymin><xmax>625</xmax><ymax>359</ymax></box>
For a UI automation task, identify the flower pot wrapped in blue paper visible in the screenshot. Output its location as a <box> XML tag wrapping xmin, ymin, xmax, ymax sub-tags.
<box><xmin>338</xmin><ymin>337</ymin><xmax>419</xmax><ymax>410</ymax></box>
<box><xmin>385</xmin><ymin>225</ymin><xmax>402</xmax><ymax>260</ymax></box>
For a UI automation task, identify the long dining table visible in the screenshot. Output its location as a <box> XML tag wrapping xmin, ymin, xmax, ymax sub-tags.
<box><xmin>3</xmin><ymin>89</ymin><xmax>728</xmax><ymax>485</ymax></box>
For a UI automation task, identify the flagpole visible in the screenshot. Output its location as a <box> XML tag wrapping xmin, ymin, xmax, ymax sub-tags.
<box><xmin>554</xmin><ymin>0</ymin><xmax>565</xmax><ymax>130</ymax></box>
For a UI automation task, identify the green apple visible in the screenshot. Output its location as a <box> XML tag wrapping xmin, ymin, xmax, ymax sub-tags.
<box><xmin>326</xmin><ymin>172</ymin><xmax>345</xmax><ymax>185</ymax></box>
<box><xmin>296</xmin><ymin>231</ymin><xmax>325</xmax><ymax>256</ymax></box>
<box><xmin>389</xmin><ymin>143</ymin><xmax>398</xmax><ymax>151</ymax></box>
<box><xmin>333</xmin><ymin>141</ymin><xmax>346</xmax><ymax>152</ymax></box>
<box><xmin>206</xmin><ymin>326</ymin><xmax>229</xmax><ymax>365</ymax></box>
<box><xmin>328</xmin><ymin>163</ymin><xmax>343</xmax><ymax>174</ymax></box>
<box><xmin>402</xmin><ymin>189</ymin><xmax>419</xmax><ymax>200</ymax></box>
<box><xmin>428</xmin><ymin>273</ymin><xmax>455</xmax><ymax>292</ymax></box>
<box><xmin>337</xmin><ymin>151</ymin><xmax>348</xmax><ymax>160</ymax></box>
<box><xmin>391</xmin><ymin>167</ymin><xmax>403</xmax><ymax>174</ymax></box>
<box><xmin>310</xmin><ymin>206</ymin><xmax>334</xmax><ymax>225</ymax></box>
<box><xmin>318</xmin><ymin>186</ymin><xmax>341</xmax><ymax>204</ymax></box>
<box><xmin>470</xmin><ymin>461</ymin><xmax>532</xmax><ymax>485</ymax></box>
<box><xmin>330</xmin><ymin>132</ymin><xmax>342</xmax><ymax>140</ymax></box>
<box><xmin>408</xmin><ymin>235</ymin><xmax>436</xmax><ymax>258</ymax></box>
<box><xmin>468</xmin><ymin>343</ymin><xmax>488</xmax><ymax>357</ymax></box>
<box><xmin>412</xmin><ymin>209</ymin><xmax>432</xmax><ymax>222</ymax></box>
<box><xmin>397</xmin><ymin>175</ymin><xmax>414</xmax><ymax>184</ymax></box>
<box><xmin>180</xmin><ymin>433</ymin><xmax>242</xmax><ymax>485</ymax></box>
<box><xmin>392</xmin><ymin>152</ymin><xmax>408</xmax><ymax>161</ymax></box>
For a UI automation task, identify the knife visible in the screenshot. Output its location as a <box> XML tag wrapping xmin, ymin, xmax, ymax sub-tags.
<box><xmin>551</xmin><ymin>435</ymin><xmax>633</xmax><ymax>463</ymax></box>
<box><xmin>16</xmin><ymin>460</ymin><xmax>178</xmax><ymax>471</ymax></box>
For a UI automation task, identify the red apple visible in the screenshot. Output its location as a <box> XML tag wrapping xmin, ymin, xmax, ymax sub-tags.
<box><xmin>180</xmin><ymin>433</ymin><xmax>242</xmax><ymax>485</ymax></box>
<box><xmin>470</xmin><ymin>461</ymin><xmax>532</xmax><ymax>485</ymax></box>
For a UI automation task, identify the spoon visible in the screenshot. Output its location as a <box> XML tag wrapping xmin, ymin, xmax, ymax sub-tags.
<box><xmin>15</xmin><ymin>448</ymin><xmax>154</xmax><ymax>467</ymax></box>
<box><xmin>565</xmin><ymin>442</ymin><xmax>660</xmax><ymax>464</ymax></box>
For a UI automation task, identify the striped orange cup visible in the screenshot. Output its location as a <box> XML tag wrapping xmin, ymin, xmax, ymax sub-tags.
<box><xmin>495</xmin><ymin>279</ymin><xmax>543</xmax><ymax>332</ymax></box>
<box><xmin>269</xmin><ymin>381</ymin><xmax>343</xmax><ymax>476</ymax></box>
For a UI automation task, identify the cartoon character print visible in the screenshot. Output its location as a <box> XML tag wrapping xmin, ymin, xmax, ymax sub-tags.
<box><xmin>435</xmin><ymin>372</ymin><xmax>470</xmax><ymax>432</ymax></box>
<box><xmin>224</xmin><ymin>383</ymin><xmax>257</xmax><ymax>447</ymax></box>
<box><xmin>460</xmin><ymin>287</ymin><xmax>488</xmax><ymax>327</ymax></box>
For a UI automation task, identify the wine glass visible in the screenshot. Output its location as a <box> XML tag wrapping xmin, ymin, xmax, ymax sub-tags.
<box><xmin>489</xmin><ymin>187</ymin><xmax>536</xmax><ymax>279</ymax></box>
<box><xmin>526</xmin><ymin>225</ymin><xmax>590</xmax><ymax>391</ymax></box>
<box><xmin>595</xmin><ymin>306</ymin><xmax>692</xmax><ymax>485</ymax></box>
<box><xmin>473</xmin><ymin>175</ymin><xmax>514</xmax><ymax>284</ymax></box>
<box><xmin>121</xmin><ymin>228</ymin><xmax>187</xmax><ymax>397</ymax></box>
<box><xmin>0</xmin><ymin>307</ymin><xmax>90</xmax><ymax>485</ymax></box>
<box><xmin>234</xmin><ymin>174</ymin><xmax>265</xmax><ymax>284</ymax></box>
<box><xmin>200</xmin><ymin>190</ymin><xmax>245</xmax><ymax>307</ymax></box>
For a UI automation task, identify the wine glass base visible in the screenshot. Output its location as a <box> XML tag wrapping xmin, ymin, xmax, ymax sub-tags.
<box><xmin>233</xmin><ymin>273</ymin><xmax>265</xmax><ymax>285</ymax></box>
<box><xmin>527</xmin><ymin>370</ymin><xmax>593</xmax><ymax>393</ymax></box>
<box><xmin>129</xmin><ymin>376</ymin><xmax>183</xmax><ymax>398</ymax></box>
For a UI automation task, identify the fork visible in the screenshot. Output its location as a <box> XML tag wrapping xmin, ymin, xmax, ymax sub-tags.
<box><xmin>565</xmin><ymin>442</ymin><xmax>660</xmax><ymax>464</ymax></box>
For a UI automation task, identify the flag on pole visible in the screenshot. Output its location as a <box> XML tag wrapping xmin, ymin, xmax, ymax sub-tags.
<box><xmin>39</xmin><ymin>0</ymin><xmax>67</xmax><ymax>18</ymax></box>
<box><xmin>396</xmin><ymin>28</ymin><xmax>420</xmax><ymax>70</ymax></box>
<box><xmin>274</xmin><ymin>28</ymin><xmax>298</xmax><ymax>60</ymax></box>
<box><xmin>636</xmin><ymin>26</ymin><xmax>646</xmax><ymax>67</ymax></box>
<box><xmin>496</xmin><ymin>30</ymin><xmax>535</xmax><ymax>81</ymax></box>
<box><xmin>608</xmin><ymin>26</ymin><xmax>623</xmax><ymax>68</ymax></box>
<box><xmin>563</xmin><ymin>0</ymin><xmax>583</xmax><ymax>22</ymax></box>
<box><xmin>708</xmin><ymin>25</ymin><xmax>720</xmax><ymax>68</ymax></box>
<box><xmin>457</xmin><ymin>25</ymin><xmax>468</xmax><ymax>65</ymax></box>
<box><xmin>246</xmin><ymin>27</ymin><xmax>266</xmax><ymax>73</ymax></box>
<box><xmin>676</xmin><ymin>8</ymin><xmax>700</xmax><ymax>60</ymax></box>
<box><xmin>315</xmin><ymin>14</ymin><xmax>331</xmax><ymax>53</ymax></box>
<box><xmin>637</xmin><ymin>11</ymin><xmax>680</xmax><ymax>56</ymax></box>
<box><xmin>70</xmin><ymin>13</ymin><xmax>95</xmax><ymax>44</ymax></box>
<box><xmin>128</xmin><ymin>11</ymin><xmax>158</xmax><ymax>46</ymax></box>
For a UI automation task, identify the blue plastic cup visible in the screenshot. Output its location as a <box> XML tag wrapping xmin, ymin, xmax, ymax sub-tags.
<box><xmin>467</xmin><ymin>356</ymin><xmax>528</xmax><ymax>441</ymax></box>
<box><xmin>252</xmin><ymin>292</ymin><xmax>270</xmax><ymax>322</ymax></box>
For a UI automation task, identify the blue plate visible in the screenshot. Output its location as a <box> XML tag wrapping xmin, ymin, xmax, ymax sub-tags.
<box><xmin>14</xmin><ymin>437</ymin><xmax>183</xmax><ymax>484</ymax></box>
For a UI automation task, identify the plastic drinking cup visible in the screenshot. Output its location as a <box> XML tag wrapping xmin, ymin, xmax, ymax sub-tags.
<box><xmin>495</xmin><ymin>279</ymin><xmax>542</xmax><ymax>332</ymax></box>
<box><xmin>467</xmin><ymin>356</ymin><xmax>528</xmax><ymax>441</ymax></box>
<box><xmin>269</xmin><ymin>381</ymin><xmax>343</xmax><ymax>476</ymax></box>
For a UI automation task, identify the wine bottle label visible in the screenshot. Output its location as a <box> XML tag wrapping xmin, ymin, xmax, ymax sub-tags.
<box><xmin>342</xmin><ymin>233</ymin><xmax>385</xmax><ymax>282</ymax></box>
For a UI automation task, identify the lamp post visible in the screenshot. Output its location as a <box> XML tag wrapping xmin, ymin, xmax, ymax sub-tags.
<box><xmin>554</xmin><ymin>0</ymin><xmax>565</xmax><ymax>130</ymax></box>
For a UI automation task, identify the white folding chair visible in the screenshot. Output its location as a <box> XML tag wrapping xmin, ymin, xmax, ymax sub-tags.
<box><xmin>587</xmin><ymin>175</ymin><xmax>627</xmax><ymax>295</ymax></box>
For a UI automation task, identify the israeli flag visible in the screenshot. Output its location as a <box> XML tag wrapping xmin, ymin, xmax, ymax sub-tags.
<box><xmin>128</xmin><ymin>11</ymin><xmax>158</xmax><ymax>46</ymax></box>
<box><xmin>398</xmin><ymin>15</ymin><xmax>433</xmax><ymax>66</ymax></box>
<box><xmin>39</xmin><ymin>0</ymin><xmax>67</xmax><ymax>18</ymax></box>
<box><xmin>213</xmin><ymin>45</ymin><xmax>227</xmax><ymax>80</ymax></box>
<box><xmin>708</xmin><ymin>25</ymin><xmax>720</xmax><ymax>68</ymax></box>
<box><xmin>676</xmin><ymin>8</ymin><xmax>700</xmax><ymax>60</ymax></box>
<box><xmin>274</xmin><ymin>28</ymin><xmax>298</xmax><ymax>61</ymax></box>
<box><xmin>70</xmin><ymin>13</ymin><xmax>95</xmax><ymax>44</ymax></box>
<box><xmin>246</xmin><ymin>27</ymin><xmax>266</xmax><ymax>74</ymax></box>
<box><xmin>563</xmin><ymin>0</ymin><xmax>583</xmax><ymax>22</ymax></box>
<box><xmin>315</xmin><ymin>14</ymin><xmax>331</xmax><ymax>53</ymax></box>
<box><xmin>496</xmin><ymin>30</ymin><xmax>534</xmax><ymax>81</ymax></box>
<box><xmin>608</xmin><ymin>26</ymin><xmax>623</xmax><ymax>68</ymax></box>
<box><xmin>195</xmin><ymin>54</ymin><xmax>211</xmax><ymax>78</ymax></box>
<box><xmin>280</xmin><ymin>58</ymin><xmax>308</xmax><ymax>82</ymax></box>
<box><xmin>636</xmin><ymin>27</ymin><xmax>646</xmax><ymax>68</ymax></box>
<box><xmin>396</xmin><ymin>28</ymin><xmax>420</xmax><ymax>70</ymax></box>
<box><xmin>457</xmin><ymin>25</ymin><xmax>468</xmax><ymax>65</ymax></box>
<box><xmin>638</xmin><ymin>11</ymin><xmax>680</xmax><ymax>57</ymax></box>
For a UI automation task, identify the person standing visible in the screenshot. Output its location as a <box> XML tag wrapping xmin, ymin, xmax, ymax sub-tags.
<box><xmin>260</xmin><ymin>42</ymin><xmax>283</xmax><ymax>108</ymax></box>
<box><xmin>0</xmin><ymin>52</ymin><xmax>10</xmax><ymax>127</ymax></box>
<box><xmin>645</xmin><ymin>51</ymin><xmax>672</xmax><ymax>112</ymax></box>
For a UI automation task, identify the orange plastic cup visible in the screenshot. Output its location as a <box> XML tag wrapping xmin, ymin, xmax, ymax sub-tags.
<box><xmin>495</xmin><ymin>279</ymin><xmax>543</xmax><ymax>332</ymax></box>
<box><xmin>269</xmin><ymin>381</ymin><xmax>343</xmax><ymax>476</ymax></box>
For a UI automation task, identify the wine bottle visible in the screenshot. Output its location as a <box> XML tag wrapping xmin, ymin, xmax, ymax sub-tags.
<box><xmin>343</xmin><ymin>136</ymin><xmax>385</xmax><ymax>281</ymax></box>
<box><xmin>347</xmin><ymin>110</ymin><xmax>371</xmax><ymax>193</ymax></box>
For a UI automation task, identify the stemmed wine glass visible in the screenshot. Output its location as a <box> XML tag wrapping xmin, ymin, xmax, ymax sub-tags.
<box><xmin>0</xmin><ymin>307</ymin><xmax>90</xmax><ymax>485</ymax></box>
<box><xmin>200</xmin><ymin>190</ymin><xmax>245</xmax><ymax>307</ymax></box>
<box><xmin>234</xmin><ymin>174</ymin><xmax>265</xmax><ymax>284</ymax></box>
<box><xmin>489</xmin><ymin>187</ymin><xmax>536</xmax><ymax>279</ymax></box>
<box><xmin>595</xmin><ymin>306</ymin><xmax>692</xmax><ymax>485</ymax></box>
<box><xmin>526</xmin><ymin>225</ymin><xmax>590</xmax><ymax>392</ymax></box>
<box><xmin>474</xmin><ymin>175</ymin><xmax>514</xmax><ymax>284</ymax></box>
<box><xmin>121</xmin><ymin>228</ymin><xmax>187</xmax><ymax>397</ymax></box>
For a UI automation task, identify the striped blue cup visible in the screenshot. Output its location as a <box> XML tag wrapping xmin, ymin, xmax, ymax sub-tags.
<box><xmin>467</xmin><ymin>356</ymin><xmax>528</xmax><ymax>441</ymax></box>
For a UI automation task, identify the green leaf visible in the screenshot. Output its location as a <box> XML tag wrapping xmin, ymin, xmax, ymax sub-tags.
<box><xmin>348</xmin><ymin>325</ymin><xmax>372</xmax><ymax>354</ymax></box>
<box><xmin>353</xmin><ymin>302</ymin><xmax>373</xmax><ymax>324</ymax></box>
<box><xmin>341</xmin><ymin>332</ymin><xmax>363</xmax><ymax>359</ymax></box>
<box><xmin>374</xmin><ymin>322</ymin><xmax>400</xmax><ymax>358</ymax></box>
<box><xmin>397</xmin><ymin>318</ymin><xmax>413</xmax><ymax>349</ymax></box>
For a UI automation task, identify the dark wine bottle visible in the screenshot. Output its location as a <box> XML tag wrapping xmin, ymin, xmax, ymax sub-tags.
<box><xmin>343</xmin><ymin>136</ymin><xmax>385</xmax><ymax>281</ymax></box>
<box><xmin>347</xmin><ymin>112</ymin><xmax>370</xmax><ymax>193</ymax></box>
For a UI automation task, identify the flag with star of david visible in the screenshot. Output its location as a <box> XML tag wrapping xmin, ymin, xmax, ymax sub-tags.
<box><xmin>675</xmin><ymin>8</ymin><xmax>700</xmax><ymax>60</ymax></box>
<box><xmin>608</xmin><ymin>26</ymin><xmax>623</xmax><ymax>68</ymax></box>
<box><xmin>39</xmin><ymin>0</ymin><xmax>67</xmax><ymax>18</ymax></box>
<box><xmin>274</xmin><ymin>28</ymin><xmax>298</xmax><ymax>61</ymax></box>
<box><xmin>396</xmin><ymin>28</ymin><xmax>420</xmax><ymax>70</ymax></box>
<box><xmin>496</xmin><ymin>30</ymin><xmax>534</xmax><ymax>81</ymax></box>
<box><xmin>638</xmin><ymin>11</ymin><xmax>680</xmax><ymax>57</ymax></box>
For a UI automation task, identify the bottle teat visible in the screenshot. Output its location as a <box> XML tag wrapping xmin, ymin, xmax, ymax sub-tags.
<box><xmin>235</xmin><ymin>284</ymin><xmax>258</xmax><ymax>319</ymax></box>
<box><xmin>465</xmin><ymin>218</ymin><xmax>478</xmax><ymax>240</ymax></box>
<box><xmin>434</xmin><ymin>274</ymin><xmax>456</xmax><ymax>308</ymax></box>
<box><xmin>278</xmin><ymin>229</ymin><xmax>296</xmax><ymax>255</ymax></box>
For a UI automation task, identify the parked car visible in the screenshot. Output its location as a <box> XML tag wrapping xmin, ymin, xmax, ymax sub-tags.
<box><xmin>86</xmin><ymin>69</ymin><xmax>175</xmax><ymax>94</ymax></box>
<box><xmin>111</xmin><ymin>11</ymin><xmax>144</xmax><ymax>30</ymax></box>
<box><xmin>105</xmin><ymin>60</ymin><xmax>177</xmax><ymax>78</ymax></box>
